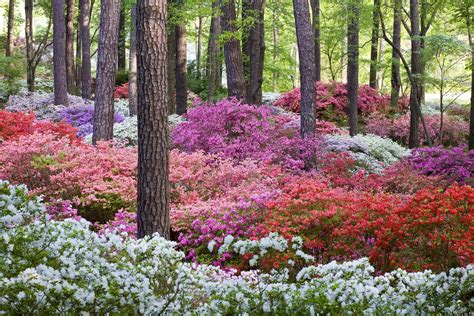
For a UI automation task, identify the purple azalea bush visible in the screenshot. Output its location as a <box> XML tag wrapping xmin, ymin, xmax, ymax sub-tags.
<box><xmin>172</xmin><ymin>98</ymin><xmax>324</xmax><ymax>170</ymax></box>
<box><xmin>59</xmin><ymin>105</ymin><xmax>125</xmax><ymax>137</ymax></box>
<box><xmin>407</xmin><ymin>146</ymin><xmax>474</xmax><ymax>185</ymax></box>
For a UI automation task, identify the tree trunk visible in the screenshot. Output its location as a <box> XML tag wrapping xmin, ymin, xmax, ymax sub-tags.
<box><xmin>390</xmin><ymin>0</ymin><xmax>401</xmax><ymax>109</ymax></box>
<box><xmin>92</xmin><ymin>0</ymin><xmax>121</xmax><ymax>143</ymax></box>
<box><xmin>136</xmin><ymin>0</ymin><xmax>170</xmax><ymax>239</ymax></box>
<box><xmin>245</xmin><ymin>0</ymin><xmax>265</xmax><ymax>105</ymax></box>
<box><xmin>53</xmin><ymin>0</ymin><xmax>69</xmax><ymax>105</ymax></box>
<box><xmin>76</xmin><ymin>20</ymin><xmax>82</xmax><ymax>90</ymax></box>
<box><xmin>293</xmin><ymin>0</ymin><xmax>316</xmax><ymax>138</ymax></box>
<box><xmin>66</xmin><ymin>0</ymin><xmax>76</xmax><ymax>94</ymax></box>
<box><xmin>310</xmin><ymin>0</ymin><xmax>321</xmax><ymax>82</ymax></box>
<box><xmin>347</xmin><ymin>0</ymin><xmax>360</xmax><ymax>136</ymax></box>
<box><xmin>128</xmin><ymin>4</ymin><xmax>138</xmax><ymax>116</ymax></box>
<box><xmin>5</xmin><ymin>0</ymin><xmax>15</xmax><ymax>56</ymax></box>
<box><xmin>25</xmin><ymin>0</ymin><xmax>34</xmax><ymax>91</ymax></box>
<box><xmin>207</xmin><ymin>1</ymin><xmax>221</xmax><ymax>101</ymax></box>
<box><xmin>468</xmin><ymin>13</ymin><xmax>474</xmax><ymax>150</ymax></box>
<box><xmin>220</xmin><ymin>0</ymin><xmax>245</xmax><ymax>99</ymax></box>
<box><xmin>80</xmin><ymin>0</ymin><xmax>92</xmax><ymax>99</ymax></box>
<box><xmin>167</xmin><ymin>20</ymin><xmax>176</xmax><ymax>114</ymax></box>
<box><xmin>118</xmin><ymin>7</ymin><xmax>127</xmax><ymax>71</ymax></box>
<box><xmin>175</xmin><ymin>6</ymin><xmax>187</xmax><ymax>115</ymax></box>
<box><xmin>369</xmin><ymin>0</ymin><xmax>380</xmax><ymax>89</ymax></box>
<box><xmin>409</xmin><ymin>0</ymin><xmax>421</xmax><ymax>148</ymax></box>
<box><xmin>196</xmin><ymin>16</ymin><xmax>202</xmax><ymax>79</ymax></box>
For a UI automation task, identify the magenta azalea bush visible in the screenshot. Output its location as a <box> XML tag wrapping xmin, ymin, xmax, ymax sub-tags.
<box><xmin>365</xmin><ymin>113</ymin><xmax>469</xmax><ymax>146</ymax></box>
<box><xmin>407</xmin><ymin>146</ymin><xmax>474</xmax><ymax>185</ymax></box>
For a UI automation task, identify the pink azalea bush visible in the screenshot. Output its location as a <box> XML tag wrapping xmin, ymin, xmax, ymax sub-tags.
<box><xmin>273</xmin><ymin>82</ymin><xmax>402</xmax><ymax>122</ymax></box>
<box><xmin>365</xmin><ymin>113</ymin><xmax>469</xmax><ymax>146</ymax></box>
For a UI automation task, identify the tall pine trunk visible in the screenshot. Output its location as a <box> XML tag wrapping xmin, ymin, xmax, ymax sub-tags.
<box><xmin>66</xmin><ymin>0</ymin><xmax>76</xmax><ymax>94</ymax></box>
<box><xmin>246</xmin><ymin>0</ymin><xmax>265</xmax><ymax>104</ymax></box>
<box><xmin>207</xmin><ymin>1</ymin><xmax>221</xmax><ymax>101</ymax></box>
<box><xmin>128</xmin><ymin>4</ymin><xmax>138</xmax><ymax>116</ymax></box>
<box><xmin>80</xmin><ymin>0</ymin><xmax>92</xmax><ymax>99</ymax></box>
<box><xmin>25</xmin><ymin>0</ymin><xmax>34</xmax><ymax>91</ymax></box>
<box><xmin>369</xmin><ymin>0</ymin><xmax>380</xmax><ymax>89</ymax></box>
<box><xmin>167</xmin><ymin>20</ymin><xmax>176</xmax><ymax>114</ymax></box>
<box><xmin>347</xmin><ymin>0</ymin><xmax>360</xmax><ymax>136</ymax></box>
<box><xmin>76</xmin><ymin>20</ymin><xmax>82</xmax><ymax>90</ymax></box>
<box><xmin>468</xmin><ymin>14</ymin><xmax>474</xmax><ymax>149</ymax></box>
<box><xmin>175</xmin><ymin>1</ymin><xmax>187</xmax><ymax>115</ymax></box>
<box><xmin>136</xmin><ymin>0</ymin><xmax>170</xmax><ymax>239</ymax></box>
<box><xmin>92</xmin><ymin>0</ymin><xmax>121</xmax><ymax>143</ymax></box>
<box><xmin>53</xmin><ymin>0</ymin><xmax>69</xmax><ymax>105</ymax></box>
<box><xmin>117</xmin><ymin>7</ymin><xmax>127</xmax><ymax>71</ymax></box>
<box><xmin>409</xmin><ymin>0</ymin><xmax>421</xmax><ymax>148</ymax></box>
<box><xmin>293</xmin><ymin>0</ymin><xmax>316</xmax><ymax>138</ymax></box>
<box><xmin>221</xmin><ymin>0</ymin><xmax>245</xmax><ymax>99</ymax></box>
<box><xmin>5</xmin><ymin>0</ymin><xmax>14</xmax><ymax>56</ymax></box>
<box><xmin>310</xmin><ymin>0</ymin><xmax>321</xmax><ymax>82</ymax></box>
<box><xmin>390</xmin><ymin>0</ymin><xmax>401</xmax><ymax>109</ymax></box>
<box><xmin>196</xmin><ymin>16</ymin><xmax>202</xmax><ymax>79</ymax></box>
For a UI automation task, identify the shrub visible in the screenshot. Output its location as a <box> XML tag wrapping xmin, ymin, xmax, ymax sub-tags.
<box><xmin>365</xmin><ymin>113</ymin><xmax>469</xmax><ymax>146</ymax></box>
<box><xmin>407</xmin><ymin>146</ymin><xmax>473</xmax><ymax>185</ymax></box>
<box><xmin>114</xmin><ymin>82</ymin><xmax>129</xmax><ymax>99</ymax></box>
<box><xmin>0</xmin><ymin>110</ymin><xmax>78</xmax><ymax>142</ymax></box>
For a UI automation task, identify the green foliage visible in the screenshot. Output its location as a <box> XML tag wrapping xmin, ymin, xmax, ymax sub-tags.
<box><xmin>0</xmin><ymin>54</ymin><xmax>25</xmax><ymax>99</ymax></box>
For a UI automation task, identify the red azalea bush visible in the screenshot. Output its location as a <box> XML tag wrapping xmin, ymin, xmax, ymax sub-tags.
<box><xmin>114</xmin><ymin>83</ymin><xmax>129</xmax><ymax>99</ymax></box>
<box><xmin>274</xmin><ymin>82</ymin><xmax>395</xmax><ymax>121</ymax></box>
<box><xmin>256</xmin><ymin>176</ymin><xmax>473</xmax><ymax>272</ymax></box>
<box><xmin>0</xmin><ymin>110</ymin><xmax>78</xmax><ymax>142</ymax></box>
<box><xmin>365</xmin><ymin>113</ymin><xmax>469</xmax><ymax>146</ymax></box>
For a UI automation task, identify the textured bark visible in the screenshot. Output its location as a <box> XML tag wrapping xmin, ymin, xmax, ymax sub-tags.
<box><xmin>80</xmin><ymin>0</ymin><xmax>92</xmax><ymax>99</ymax></box>
<box><xmin>347</xmin><ymin>0</ymin><xmax>360</xmax><ymax>136</ymax></box>
<box><xmin>25</xmin><ymin>0</ymin><xmax>34</xmax><ymax>91</ymax></box>
<box><xmin>66</xmin><ymin>0</ymin><xmax>76</xmax><ymax>93</ymax></box>
<box><xmin>468</xmin><ymin>14</ymin><xmax>474</xmax><ymax>150</ymax></box>
<box><xmin>221</xmin><ymin>0</ymin><xmax>245</xmax><ymax>99</ymax></box>
<box><xmin>409</xmin><ymin>0</ymin><xmax>421</xmax><ymax>148</ymax></box>
<box><xmin>310</xmin><ymin>0</ymin><xmax>321</xmax><ymax>82</ymax></box>
<box><xmin>167</xmin><ymin>21</ymin><xmax>176</xmax><ymax>114</ymax></box>
<box><xmin>293</xmin><ymin>0</ymin><xmax>316</xmax><ymax>138</ymax></box>
<box><xmin>390</xmin><ymin>0</ymin><xmax>401</xmax><ymax>109</ymax></box>
<box><xmin>175</xmin><ymin>7</ymin><xmax>187</xmax><ymax>115</ymax></box>
<box><xmin>244</xmin><ymin>0</ymin><xmax>265</xmax><ymax>105</ymax></box>
<box><xmin>369</xmin><ymin>0</ymin><xmax>380</xmax><ymax>89</ymax></box>
<box><xmin>53</xmin><ymin>0</ymin><xmax>69</xmax><ymax>105</ymax></box>
<box><xmin>207</xmin><ymin>1</ymin><xmax>221</xmax><ymax>101</ymax></box>
<box><xmin>76</xmin><ymin>21</ymin><xmax>82</xmax><ymax>89</ymax></box>
<box><xmin>196</xmin><ymin>16</ymin><xmax>203</xmax><ymax>79</ymax></box>
<box><xmin>136</xmin><ymin>0</ymin><xmax>170</xmax><ymax>239</ymax></box>
<box><xmin>5</xmin><ymin>0</ymin><xmax>14</xmax><ymax>56</ymax></box>
<box><xmin>117</xmin><ymin>7</ymin><xmax>127</xmax><ymax>71</ymax></box>
<box><xmin>128</xmin><ymin>4</ymin><xmax>138</xmax><ymax>116</ymax></box>
<box><xmin>92</xmin><ymin>0</ymin><xmax>121</xmax><ymax>143</ymax></box>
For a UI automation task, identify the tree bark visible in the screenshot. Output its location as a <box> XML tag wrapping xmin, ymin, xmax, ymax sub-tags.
<box><xmin>136</xmin><ymin>0</ymin><xmax>170</xmax><ymax>239</ymax></box>
<box><xmin>53</xmin><ymin>0</ymin><xmax>69</xmax><ymax>105</ymax></box>
<box><xmin>66</xmin><ymin>0</ymin><xmax>76</xmax><ymax>94</ymax></box>
<box><xmin>80</xmin><ymin>0</ymin><xmax>92</xmax><ymax>99</ymax></box>
<box><xmin>369</xmin><ymin>0</ymin><xmax>380</xmax><ymax>89</ymax></box>
<box><xmin>390</xmin><ymin>0</ymin><xmax>401</xmax><ymax>109</ymax></box>
<box><xmin>310</xmin><ymin>0</ymin><xmax>321</xmax><ymax>82</ymax></box>
<box><xmin>5</xmin><ymin>0</ymin><xmax>15</xmax><ymax>56</ymax></box>
<box><xmin>207</xmin><ymin>1</ymin><xmax>221</xmax><ymax>101</ymax></box>
<box><xmin>25</xmin><ymin>0</ymin><xmax>34</xmax><ymax>91</ymax></box>
<box><xmin>76</xmin><ymin>19</ymin><xmax>82</xmax><ymax>90</ymax></box>
<box><xmin>196</xmin><ymin>16</ymin><xmax>202</xmax><ymax>79</ymax></box>
<box><xmin>167</xmin><ymin>17</ymin><xmax>176</xmax><ymax>114</ymax></box>
<box><xmin>117</xmin><ymin>7</ymin><xmax>127</xmax><ymax>71</ymax></box>
<box><xmin>293</xmin><ymin>0</ymin><xmax>316</xmax><ymax>138</ymax></box>
<box><xmin>92</xmin><ymin>0</ymin><xmax>121</xmax><ymax>143</ymax></box>
<box><xmin>409</xmin><ymin>0</ymin><xmax>421</xmax><ymax>148</ymax></box>
<box><xmin>128</xmin><ymin>4</ymin><xmax>138</xmax><ymax>116</ymax></box>
<box><xmin>347</xmin><ymin>0</ymin><xmax>360</xmax><ymax>136</ymax></box>
<box><xmin>468</xmin><ymin>11</ymin><xmax>474</xmax><ymax>150</ymax></box>
<box><xmin>221</xmin><ymin>0</ymin><xmax>245</xmax><ymax>99</ymax></box>
<box><xmin>175</xmin><ymin>3</ymin><xmax>187</xmax><ymax>115</ymax></box>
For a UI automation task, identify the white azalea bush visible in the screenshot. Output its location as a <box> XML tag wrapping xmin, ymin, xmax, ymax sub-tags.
<box><xmin>1</xmin><ymin>181</ymin><xmax>472</xmax><ymax>314</ymax></box>
<box><xmin>324</xmin><ymin>134</ymin><xmax>410</xmax><ymax>173</ymax></box>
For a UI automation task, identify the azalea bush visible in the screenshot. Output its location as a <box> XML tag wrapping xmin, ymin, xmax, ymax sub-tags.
<box><xmin>365</xmin><ymin>113</ymin><xmax>469</xmax><ymax>146</ymax></box>
<box><xmin>0</xmin><ymin>111</ymin><xmax>78</xmax><ymax>142</ymax></box>
<box><xmin>1</xmin><ymin>181</ymin><xmax>473</xmax><ymax>314</ymax></box>
<box><xmin>114</xmin><ymin>82</ymin><xmax>129</xmax><ymax>99</ymax></box>
<box><xmin>407</xmin><ymin>146</ymin><xmax>473</xmax><ymax>185</ymax></box>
